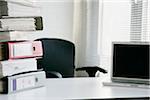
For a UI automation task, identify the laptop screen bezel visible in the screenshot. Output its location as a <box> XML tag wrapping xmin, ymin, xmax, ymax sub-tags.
<box><xmin>111</xmin><ymin>42</ymin><xmax>150</xmax><ymax>85</ymax></box>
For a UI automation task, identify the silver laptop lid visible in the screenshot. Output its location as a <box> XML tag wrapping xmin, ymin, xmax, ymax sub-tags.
<box><xmin>111</xmin><ymin>42</ymin><xmax>150</xmax><ymax>85</ymax></box>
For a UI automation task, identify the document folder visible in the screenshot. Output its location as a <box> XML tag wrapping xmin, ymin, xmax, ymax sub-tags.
<box><xmin>0</xmin><ymin>71</ymin><xmax>46</xmax><ymax>94</ymax></box>
<box><xmin>0</xmin><ymin>16</ymin><xmax>43</xmax><ymax>31</ymax></box>
<box><xmin>0</xmin><ymin>41</ymin><xmax>43</xmax><ymax>60</ymax></box>
<box><xmin>0</xmin><ymin>58</ymin><xmax>37</xmax><ymax>77</ymax></box>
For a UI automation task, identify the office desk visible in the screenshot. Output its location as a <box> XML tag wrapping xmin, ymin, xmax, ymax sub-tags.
<box><xmin>0</xmin><ymin>77</ymin><xmax>149</xmax><ymax>100</ymax></box>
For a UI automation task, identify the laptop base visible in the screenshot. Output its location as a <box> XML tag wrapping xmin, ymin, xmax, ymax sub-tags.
<box><xmin>103</xmin><ymin>82</ymin><xmax>150</xmax><ymax>89</ymax></box>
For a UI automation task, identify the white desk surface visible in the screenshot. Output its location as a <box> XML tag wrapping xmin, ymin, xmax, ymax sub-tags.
<box><xmin>0</xmin><ymin>77</ymin><xmax>149</xmax><ymax>100</ymax></box>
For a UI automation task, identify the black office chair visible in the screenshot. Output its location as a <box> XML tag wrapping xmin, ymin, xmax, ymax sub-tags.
<box><xmin>35</xmin><ymin>38</ymin><xmax>75</xmax><ymax>78</ymax></box>
<box><xmin>35</xmin><ymin>38</ymin><xmax>107</xmax><ymax>78</ymax></box>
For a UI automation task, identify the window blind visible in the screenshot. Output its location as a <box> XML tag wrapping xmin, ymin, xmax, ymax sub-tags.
<box><xmin>130</xmin><ymin>0</ymin><xmax>148</xmax><ymax>41</ymax></box>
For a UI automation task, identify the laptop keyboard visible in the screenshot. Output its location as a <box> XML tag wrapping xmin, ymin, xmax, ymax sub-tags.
<box><xmin>103</xmin><ymin>82</ymin><xmax>150</xmax><ymax>89</ymax></box>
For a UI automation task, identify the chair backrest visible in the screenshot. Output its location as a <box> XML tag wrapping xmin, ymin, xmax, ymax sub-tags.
<box><xmin>36</xmin><ymin>38</ymin><xmax>75</xmax><ymax>78</ymax></box>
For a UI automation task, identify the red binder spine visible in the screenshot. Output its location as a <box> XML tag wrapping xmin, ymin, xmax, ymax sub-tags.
<box><xmin>7</xmin><ymin>41</ymin><xmax>43</xmax><ymax>59</ymax></box>
<box><xmin>32</xmin><ymin>41</ymin><xmax>43</xmax><ymax>57</ymax></box>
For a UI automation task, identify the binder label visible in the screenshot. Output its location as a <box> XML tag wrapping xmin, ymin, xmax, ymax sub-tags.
<box><xmin>12</xmin><ymin>43</ymin><xmax>33</xmax><ymax>57</ymax></box>
<box><xmin>11</xmin><ymin>76</ymin><xmax>36</xmax><ymax>91</ymax></box>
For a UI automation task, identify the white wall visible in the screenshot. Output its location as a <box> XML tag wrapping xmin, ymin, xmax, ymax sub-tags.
<box><xmin>27</xmin><ymin>0</ymin><xmax>74</xmax><ymax>42</ymax></box>
<box><xmin>147</xmin><ymin>0</ymin><xmax>150</xmax><ymax>41</ymax></box>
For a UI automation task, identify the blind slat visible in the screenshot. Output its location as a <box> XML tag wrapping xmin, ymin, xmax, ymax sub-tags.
<box><xmin>130</xmin><ymin>0</ymin><xmax>148</xmax><ymax>42</ymax></box>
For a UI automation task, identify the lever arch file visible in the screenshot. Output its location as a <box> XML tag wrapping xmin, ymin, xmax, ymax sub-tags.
<box><xmin>0</xmin><ymin>58</ymin><xmax>37</xmax><ymax>77</ymax></box>
<box><xmin>0</xmin><ymin>16</ymin><xmax>43</xmax><ymax>31</ymax></box>
<box><xmin>0</xmin><ymin>41</ymin><xmax>43</xmax><ymax>60</ymax></box>
<box><xmin>0</xmin><ymin>31</ymin><xmax>28</xmax><ymax>42</ymax></box>
<box><xmin>0</xmin><ymin>1</ymin><xmax>41</xmax><ymax>17</ymax></box>
<box><xmin>0</xmin><ymin>71</ymin><xmax>46</xmax><ymax>94</ymax></box>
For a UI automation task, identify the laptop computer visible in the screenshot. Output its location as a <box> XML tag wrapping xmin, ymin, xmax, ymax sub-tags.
<box><xmin>103</xmin><ymin>42</ymin><xmax>150</xmax><ymax>88</ymax></box>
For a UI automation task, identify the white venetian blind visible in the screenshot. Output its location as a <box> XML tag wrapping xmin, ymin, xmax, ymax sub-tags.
<box><xmin>130</xmin><ymin>0</ymin><xmax>149</xmax><ymax>41</ymax></box>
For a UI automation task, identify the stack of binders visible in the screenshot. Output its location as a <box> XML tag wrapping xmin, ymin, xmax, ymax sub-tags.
<box><xmin>0</xmin><ymin>0</ymin><xmax>46</xmax><ymax>94</ymax></box>
<box><xmin>0</xmin><ymin>0</ymin><xmax>43</xmax><ymax>42</ymax></box>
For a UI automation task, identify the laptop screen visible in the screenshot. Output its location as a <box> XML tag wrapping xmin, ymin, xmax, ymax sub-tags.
<box><xmin>112</xmin><ymin>42</ymin><xmax>150</xmax><ymax>84</ymax></box>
